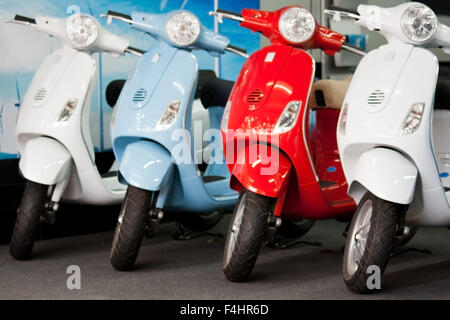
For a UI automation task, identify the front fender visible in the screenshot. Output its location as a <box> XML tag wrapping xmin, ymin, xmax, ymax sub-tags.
<box><xmin>19</xmin><ymin>137</ymin><xmax>72</xmax><ymax>185</ymax></box>
<box><xmin>348</xmin><ymin>148</ymin><xmax>418</xmax><ymax>204</ymax></box>
<box><xmin>119</xmin><ymin>141</ymin><xmax>174</xmax><ymax>191</ymax></box>
<box><xmin>231</xmin><ymin>144</ymin><xmax>291</xmax><ymax>198</ymax></box>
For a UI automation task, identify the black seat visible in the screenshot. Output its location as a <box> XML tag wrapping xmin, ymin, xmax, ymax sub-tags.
<box><xmin>195</xmin><ymin>70</ymin><xmax>217</xmax><ymax>100</ymax></box>
<box><xmin>106</xmin><ymin>79</ymin><xmax>126</xmax><ymax>108</ymax></box>
<box><xmin>434</xmin><ymin>79</ymin><xmax>450</xmax><ymax>110</ymax></box>
<box><xmin>200</xmin><ymin>78</ymin><xmax>235</xmax><ymax>109</ymax></box>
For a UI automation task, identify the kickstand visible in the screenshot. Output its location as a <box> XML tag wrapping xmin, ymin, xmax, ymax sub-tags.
<box><xmin>172</xmin><ymin>222</ymin><xmax>223</xmax><ymax>241</ymax></box>
<box><xmin>391</xmin><ymin>247</ymin><xmax>431</xmax><ymax>257</ymax></box>
<box><xmin>268</xmin><ymin>238</ymin><xmax>322</xmax><ymax>250</ymax></box>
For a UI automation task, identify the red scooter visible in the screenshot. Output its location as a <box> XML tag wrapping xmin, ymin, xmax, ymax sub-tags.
<box><xmin>211</xmin><ymin>6</ymin><xmax>363</xmax><ymax>282</ymax></box>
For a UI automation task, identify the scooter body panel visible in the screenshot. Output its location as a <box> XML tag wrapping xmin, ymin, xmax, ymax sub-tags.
<box><xmin>338</xmin><ymin>43</ymin><xmax>447</xmax><ymax>225</ymax></box>
<box><xmin>19</xmin><ymin>136</ymin><xmax>72</xmax><ymax>186</ymax></box>
<box><xmin>230</xmin><ymin>144</ymin><xmax>292</xmax><ymax>198</ymax></box>
<box><xmin>113</xmin><ymin>45</ymin><xmax>238</xmax><ymax>212</ymax></box>
<box><xmin>119</xmin><ymin>140</ymin><xmax>174</xmax><ymax>191</ymax></box>
<box><xmin>224</xmin><ymin>44</ymin><xmax>354</xmax><ymax>219</ymax></box>
<box><xmin>349</xmin><ymin>148</ymin><xmax>418</xmax><ymax>204</ymax></box>
<box><xmin>16</xmin><ymin>47</ymin><xmax>124</xmax><ymax>204</ymax></box>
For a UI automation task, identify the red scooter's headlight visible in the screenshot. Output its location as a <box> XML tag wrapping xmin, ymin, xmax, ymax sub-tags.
<box><xmin>273</xmin><ymin>101</ymin><xmax>301</xmax><ymax>134</ymax></box>
<box><xmin>278</xmin><ymin>7</ymin><xmax>315</xmax><ymax>44</ymax></box>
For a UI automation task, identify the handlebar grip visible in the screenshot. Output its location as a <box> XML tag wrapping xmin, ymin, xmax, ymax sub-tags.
<box><xmin>216</xmin><ymin>8</ymin><xmax>242</xmax><ymax>18</ymax></box>
<box><xmin>228</xmin><ymin>44</ymin><xmax>247</xmax><ymax>54</ymax></box>
<box><xmin>14</xmin><ymin>15</ymin><xmax>36</xmax><ymax>24</ymax></box>
<box><xmin>329</xmin><ymin>5</ymin><xmax>359</xmax><ymax>15</ymax></box>
<box><xmin>107</xmin><ymin>10</ymin><xmax>132</xmax><ymax>21</ymax></box>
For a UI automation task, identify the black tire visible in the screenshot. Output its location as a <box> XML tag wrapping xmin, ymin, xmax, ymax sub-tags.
<box><xmin>343</xmin><ymin>191</ymin><xmax>406</xmax><ymax>294</ymax></box>
<box><xmin>276</xmin><ymin>219</ymin><xmax>314</xmax><ymax>239</ymax></box>
<box><xmin>10</xmin><ymin>180</ymin><xmax>48</xmax><ymax>260</ymax></box>
<box><xmin>110</xmin><ymin>185</ymin><xmax>151</xmax><ymax>271</ymax></box>
<box><xmin>223</xmin><ymin>189</ymin><xmax>274</xmax><ymax>282</ymax></box>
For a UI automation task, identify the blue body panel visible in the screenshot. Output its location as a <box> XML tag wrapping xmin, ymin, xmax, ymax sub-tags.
<box><xmin>119</xmin><ymin>141</ymin><xmax>174</xmax><ymax>191</ymax></box>
<box><xmin>112</xmin><ymin>44</ymin><xmax>238</xmax><ymax>213</ymax></box>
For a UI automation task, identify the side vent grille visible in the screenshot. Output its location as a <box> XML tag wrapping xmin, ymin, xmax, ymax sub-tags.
<box><xmin>367</xmin><ymin>89</ymin><xmax>385</xmax><ymax>106</ymax></box>
<box><xmin>132</xmin><ymin>88</ymin><xmax>147</xmax><ymax>105</ymax></box>
<box><xmin>34</xmin><ymin>88</ymin><xmax>47</xmax><ymax>102</ymax></box>
<box><xmin>247</xmin><ymin>89</ymin><xmax>264</xmax><ymax>104</ymax></box>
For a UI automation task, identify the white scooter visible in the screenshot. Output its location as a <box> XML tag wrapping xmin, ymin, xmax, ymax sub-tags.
<box><xmin>326</xmin><ymin>3</ymin><xmax>450</xmax><ymax>293</ymax></box>
<box><xmin>8</xmin><ymin>13</ymin><xmax>142</xmax><ymax>260</ymax></box>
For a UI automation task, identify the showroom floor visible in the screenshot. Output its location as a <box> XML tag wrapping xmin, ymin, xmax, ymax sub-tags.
<box><xmin>1</xmin><ymin>216</ymin><xmax>450</xmax><ymax>300</ymax></box>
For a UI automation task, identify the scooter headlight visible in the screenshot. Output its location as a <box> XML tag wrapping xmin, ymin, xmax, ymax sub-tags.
<box><xmin>156</xmin><ymin>100</ymin><xmax>181</xmax><ymax>131</ymax></box>
<box><xmin>401</xmin><ymin>4</ymin><xmax>438</xmax><ymax>44</ymax></box>
<box><xmin>278</xmin><ymin>7</ymin><xmax>315</xmax><ymax>44</ymax></box>
<box><xmin>66</xmin><ymin>14</ymin><xmax>99</xmax><ymax>49</ymax></box>
<box><xmin>274</xmin><ymin>101</ymin><xmax>301</xmax><ymax>134</ymax></box>
<box><xmin>166</xmin><ymin>12</ymin><xmax>201</xmax><ymax>46</ymax></box>
<box><xmin>221</xmin><ymin>101</ymin><xmax>232</xmax><ymax>132</ymax></box>
<box><xmin>401</xmin><ymin>102</ymin><xmax>425</xmax><ymax>136</ymax></box>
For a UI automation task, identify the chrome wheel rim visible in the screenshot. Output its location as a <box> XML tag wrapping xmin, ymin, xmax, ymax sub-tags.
<box><xmin>345</xmin><ymin>199</ymin><xmax>373</xmax><ymax>277</ymax></box>
<box><xmin>224</xmin><ymin>193</ymin><xmax>246</xmax><ymax>267</ymax></box>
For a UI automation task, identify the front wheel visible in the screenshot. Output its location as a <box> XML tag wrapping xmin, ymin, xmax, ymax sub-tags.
<box><xmin>110</xmin><ymin>185</ymin><xmax>151</xmax><ymax>271</ymax></box>
<box><xmin>10</xmin><ymin>180</ymin><xmax>48</xmax><ymax>260</ymax></box>
<box><xmin>343</xmin><ymin>192</ymin><xmax>406</xmax><ymax>294</ymax></box>
<box><xmin>223</xmin><ymin>189</ymin><xmax>274</xmax><ymax>282</ymax></box>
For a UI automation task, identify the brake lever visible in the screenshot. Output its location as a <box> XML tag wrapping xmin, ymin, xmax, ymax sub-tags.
<box><xmin>209</xmin><ymin>10</ymin><xmax>244</xmax><ymax>23</ymax></box>
<box><xmin>324</xmin><ymin>9</ymin><xmax>361</xmax><ymax>22</ymax></box>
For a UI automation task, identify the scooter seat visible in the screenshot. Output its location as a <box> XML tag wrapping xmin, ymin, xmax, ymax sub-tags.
<box><xmin>106</xmin><ymin>80</ymin><xmax>126</xmax><ymax>108</ymax></box>
<box><xmin>310</xmin><ymin>76</ymin><xmax>352</xmax><ymax>110</ymax></box>
<box><xmin>200</xmin><ymin>78</ymin><xmax>235</xmax><ymax>109</ymax></box>
<box><xmin>434</xmin><ymin>79</ymin><xmax>450</xmax><ymax>110</ymax></box>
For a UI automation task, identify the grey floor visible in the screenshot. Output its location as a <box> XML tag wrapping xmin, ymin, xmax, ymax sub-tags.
<box><xmin>1</xmin><ymin>216</ymin><xmax>450</xmax><ymax>300</ymax></box>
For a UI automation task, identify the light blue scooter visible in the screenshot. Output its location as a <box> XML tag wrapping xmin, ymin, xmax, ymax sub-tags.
<box><xmin>102</xmin><ymin>9</ymin><xmax>247</xmax><ymax>271</ymax></box>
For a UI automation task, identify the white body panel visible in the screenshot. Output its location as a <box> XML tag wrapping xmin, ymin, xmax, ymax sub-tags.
<box><xmin>338</xmin><ymin>43</ymin><xmax>450</xmax><ymax>226</ymax></box>
<box><xmin>19</xmin><ymin>137</ymin><xmax>72</xmax><ymax>186</ymax></box>
<box><xmin>16</xmin><ymin>47</ymin><xmax>125</xmax><ymax>205</ymax></box>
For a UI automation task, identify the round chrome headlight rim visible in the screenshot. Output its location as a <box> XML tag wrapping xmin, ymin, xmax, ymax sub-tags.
<box><xmin>401</xmin><ymin>4</ymin><xmax>438</xmax><ymax>44</ymax></box>
<box><xmin>278</xmin><ymin>7</ymin><xmax>316</xmax><ymax>44</ymax></box>
<box><xmin>66</xmin><ymin>14</ymin><xmax>99</xmax><ymax>49</ymax></box>
<box><xmin>166</xmin><ymin>11</ymin><xmax>201</xmax><ymax>47</ymax></box>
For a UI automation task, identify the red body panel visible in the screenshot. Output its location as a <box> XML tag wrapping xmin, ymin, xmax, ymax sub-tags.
<box><xmin>222</xmin><ymin>6</ymin><xmax>355</xmax><ymax>220</ymax></box>
<box><xmin>222</xmin><ymin>48</ymin><xmax>354</xmax><ymax>220</ymax></box>
<box><xmin>230</xmin><ymin>144</ymin><xmax>292</xmax><ymax>198</ymax></box>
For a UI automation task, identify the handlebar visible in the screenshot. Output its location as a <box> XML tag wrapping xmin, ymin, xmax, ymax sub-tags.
<box><xmin>329</xmin><ymin>6</ymin><xmax>359</xmax><ymax>16</ymax></box>
<box><xmin>324</xmin><ymin>8</ymin><xmax>361</xmax><ymax>21</ymax></box>
<box><xmin>126</xmin><ymin>46</ymin><xmax>145</xmax><ymax>57</ymax></box>
<box><xmin>209</xmin><ymin>9</ymin><xmax>243</xmax><ymax>23</ymax></box>
<box><xmin>341</xmin><ymin>43</ymin><xmax>366</xmax><ymax>56</ymax></box>
<box><xmin>8</xmin><ymin>14</ymin><xmax>37</xmax><ymax>26</ymax></box>
<box><xmin>226</xmin><ymin>44</ymin><xmax>248</xmax><ymax>58</ymax></box>
<box><xmin>100</xmin><ymin>10</ymin><xmax>134</xmax><ymax>25</ymax></box>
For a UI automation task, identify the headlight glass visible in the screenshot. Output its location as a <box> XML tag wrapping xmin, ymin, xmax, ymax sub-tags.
<box><xmin>278</xmin><ymin>7</ymin><xmax>315</xmax><ymax>44</ymax></box>
<box><xmin>156</xmin><ymin>100</ymin><xmax>181</xmax><ymax>131</ymax></box>
<box><xmin>66</xmin><ymin>14</ymin><xmax>99</xmax><ymax>49</ymax></box>
<box><xmin>55</xmin><ymin>99</ymin><xmax>78</xmax><ymax>127</ymax></box>
<box><xmin>166</xmin><ymin>12</ymin><xmax>200</xmax><ymax>46</ymax></box>
<box><xmin>274</xmin><ymin>101</ymin><xmax>302</xmax><ymax>134</ymax></box>
<box><xmin>401</xmin><ymin>102</ymin><xmax>425</xmax><ymax>136</ymax></box>
<box><xmin>401</xmin><ymin>5</ymin><xmax>438</xmax><ymax>44</ymax></box>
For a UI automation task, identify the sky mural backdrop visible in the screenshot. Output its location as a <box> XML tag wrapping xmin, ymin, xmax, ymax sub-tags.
<box><xmin>0</xmin><ymin>0</ymin><xmax>259</xmax><ymax>158</ymax></box>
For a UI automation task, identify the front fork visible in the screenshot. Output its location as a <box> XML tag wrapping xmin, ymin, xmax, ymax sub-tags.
<box><xmin>40</xmin><ymin>177</ymin><xmax>71</xmax><ymax>225</ymax></box>
<box><xmin>145</xmin><ymin>191</ymin><xmax>164</xmax><ymax>238</ymax></box>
